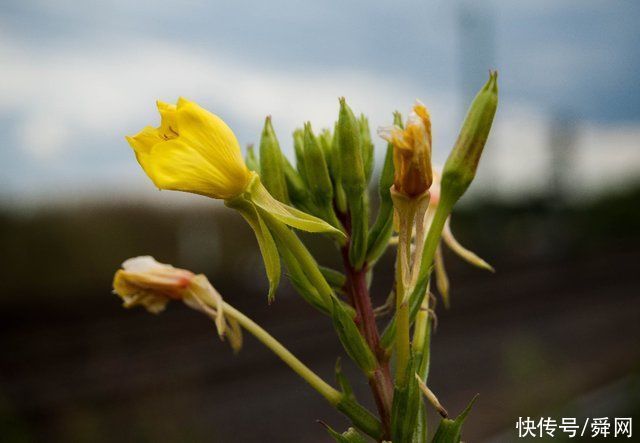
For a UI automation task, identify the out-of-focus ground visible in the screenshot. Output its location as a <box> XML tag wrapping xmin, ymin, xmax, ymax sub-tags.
<box><xmin>0</xmin><ymin>185</ymin><xmax>639</xmax><ymax>442</ymax></box>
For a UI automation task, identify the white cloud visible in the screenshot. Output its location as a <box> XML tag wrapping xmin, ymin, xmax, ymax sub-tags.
<box><xmin>0</xmin><ymin>30</ymin><xmax>638</xmax><ymax>205</ymax></box>
<box><xmin>0</xmin><ymin>33</ymin><xmax>457</xmax><ymax>163</ymax></box>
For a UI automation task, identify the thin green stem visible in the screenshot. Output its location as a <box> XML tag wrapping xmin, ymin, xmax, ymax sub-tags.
<box><xmin>222</xmin><ymin>301</ymin><xmax>383</xmax><ymax>439</ymax></box>
<box><xmin>222</xmin><ymin>301</ymin><xmax>341</xmax><ymax>404</ymax></box>
<box><xmin>419</xmin><ymin>199</ymin><xmax>453</xmax><ymax>278</ymax></box>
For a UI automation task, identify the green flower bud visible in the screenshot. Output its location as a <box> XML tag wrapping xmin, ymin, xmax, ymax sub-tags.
<box><xmin>303</xmin><ymin>122</ymin><xmax>334</xmax><ymax>207</ymax></box>
<box><xmin>245</xmin><ymin>143</ymin><xmax>260</xmax><ymax>174</ymax></box>
<box><xmin>358</xmin><ymin>114</ymin><xmax>375</xmax><ymax>183</ymax></box>
<box><xmin>318</xmin><ymin>128</ymin><xmax>334</xmax><ymax>174</ymax></box>
<box><xmin>259</xmin><ymin>116</ymin><xmax>289</xmax><ymax>203</ymax></box>
<box><xmin>293</xmin><ymin>128</ymin><xmax>308</xmax><ymax>184</ymax></box>
<box><xmin>331</xmin><ymin>122</ymin><xmax>348</xmax><ymax>214</ymax></box>
<box><xmin>337</xmin><ymin>98</ymin><xmax>366</xmax><ymax>197</ymax></box>
<box><xmin>441</xmin><ymin>71</ymin><xmax>498</xmax><ymax>206</ymax></box>
<box><xmin>282</xmin><ymin>155</ymin><xmax>312</xmax><ymax>209</ymax></box>
<box><xmin>337</xmin><ymin>98</ymin><xmax>369</xmax><ymax>268</ymax></box>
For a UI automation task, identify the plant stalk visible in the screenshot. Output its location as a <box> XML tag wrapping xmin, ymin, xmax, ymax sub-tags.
<box><xmin>341</xmin><ymin>240</ymin><xmax>394</xmax><ymax>439</ymax></box>
<box><xmin>222</xmin><ymin>301</ymin><xmax>383</xmax><ymax>438</ymax></box>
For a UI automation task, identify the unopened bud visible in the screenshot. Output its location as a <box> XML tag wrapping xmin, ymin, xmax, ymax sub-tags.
<box><xmin>441</xmin><ymin>71</ymin><xmax>498</xmax><ymax>205</ymax></box>
<box><xmin>293</xmin><ymin>128</ymin><xmax>308</xmax><ymax>184</ymax></box>
<box><xmin>259</xmin><ymin>116</ymin><xmax>289</xmax><ymax>203</ymax></box>
<box><xmin>336</xmin><ymin>97</ymin><xmax>366</xmax><ymax>197</ymax></box>
<box><xmin>359</xmin><ymin>114</ymin><xmax>375</xmax><ymax>183</ymax></box>
<box><xmin>245</xmin><ymin>143</ymin><xmax>259</xmax><ymax>173</ymax></box>
<box><xmin>303</xmin><ymin>122</ymin><xmax>334</xmax><ymax>206</ymax></box>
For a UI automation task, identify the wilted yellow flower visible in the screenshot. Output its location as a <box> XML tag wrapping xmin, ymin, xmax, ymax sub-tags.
<box><xmin>126</xmin><ymin>98</ymin><xmax>253</xmax><ymax>200</ymax></box>
<box><xmin>113</xmin><ymin>256</ymin><xmax>195</xmax><ymax>313</ymax></box>
<box><xmin>113</xmin><ymin>256</ymin><xmax>242</xmax><ymax>351</ymax></box>
<box><xmin>379</xmin><ymin>101</ymin><xmax>433</xmax><ymax>198</ymax></box>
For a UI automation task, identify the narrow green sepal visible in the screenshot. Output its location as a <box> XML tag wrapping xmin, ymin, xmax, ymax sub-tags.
<box><xmin>227</xmin><ymin>198</ymin><xmax>280</xmax><ymax>303</ymax></box>
<box><xmin>431</xmin><ymin>395</ymin><xmax>479</xmax><ymax>443</ymax></box>
<box><xmin>259</xmin><ymin>116</ymin><xmax>290</xmax><ymax>203</ymax></box>
<box><xmin>330</xmin><ymin>297</ymin><xmax>377</xmax><ymax>376</ymax></box>
<box><xmin>248</xmin><ymin>177</ymin><xmax>345</xmax><ymax>238</ymax></box>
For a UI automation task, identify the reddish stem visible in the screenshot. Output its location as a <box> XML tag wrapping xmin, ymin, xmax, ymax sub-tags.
<box><xmin>341</xmin><ymin>244</ymin><xmax>394</xmax><ymax>439</ymax></box>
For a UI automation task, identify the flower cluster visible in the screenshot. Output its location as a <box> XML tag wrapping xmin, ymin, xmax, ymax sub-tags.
<box><xmin>115</xmin><ymin>71</ymin><xmax>498</xmax><ymax>442</ymax></box>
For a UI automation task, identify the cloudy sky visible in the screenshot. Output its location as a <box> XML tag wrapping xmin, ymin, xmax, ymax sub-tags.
<box><xmin>1</xmin><ymin>0</ymin><xmax>638</xmax><ymax>205</ymax></box>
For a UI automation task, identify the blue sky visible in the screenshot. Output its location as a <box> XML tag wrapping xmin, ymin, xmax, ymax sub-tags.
<box><xmin>1</xmin><ymin>0</ymin><xmax>639</xmax><ymax>204</ymax></box>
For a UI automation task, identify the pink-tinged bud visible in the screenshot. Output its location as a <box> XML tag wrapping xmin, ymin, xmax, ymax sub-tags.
<box><xmin>113</xmin><ymin>256</ymin><xmax>195</xmax><ymax>313</ymax></box>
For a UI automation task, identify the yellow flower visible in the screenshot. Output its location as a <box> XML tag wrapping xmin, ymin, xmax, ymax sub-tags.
<box><xmin>379</xmin><ymin>101</ymin><xmax>433</xmax><ymax>198</ymax></box>
<box><xmin>126</xmin><ymin>98</ymin><xmax>253</xmax><ymax>200</ymax></box>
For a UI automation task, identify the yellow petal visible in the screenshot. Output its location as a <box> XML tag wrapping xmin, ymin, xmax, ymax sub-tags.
<box><xmin>126</xmin><ymin>126</ymin><xmax>163</xmax><ymax>154</ymax></box>
<box><xmin>139</xmin><ymin>138</ymin><xmax>242</xmax><ymax>199</ymax></box>
<box><xmin>175</xmin><ymin>98</ymin><xmax>251</xmax><ymax>192</ymax></box>
<box><xmin>156</xmin><ymin>100</ymin><xmax>179</xmax><ymax>140</ymax></box>
<box><xmin>127</xmin><ymin>98</ymin><xmax>252</xmax><ymax>200</ymax></box>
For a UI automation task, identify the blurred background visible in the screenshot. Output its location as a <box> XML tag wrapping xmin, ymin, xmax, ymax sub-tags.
<box><xmin>1</xmin><ymin>0</ymin><xmax>639</xmax><ymax>441</ymax></box>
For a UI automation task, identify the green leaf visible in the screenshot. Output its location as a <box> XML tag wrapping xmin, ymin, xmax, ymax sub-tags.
<box><xmin>249</xmin><ymin>178</ymin><xmax>345</xmax><ymax>238</ymax></box>
<box><xmin>431</xmin><ymin>395</ymin><xmax>479</xmax><ymax>443</ymax></box>
<box><xmin>278</xmin><ymin>242</ymin><xmax>330</xmax><ymax>314</ymax></box>
<box><xmin>323</xmin><ymin>424</ymin><xmax>368</xmax><ymax>443</ymax></box>
<box><xmin>229</xmin><ymin>199</ymin><xmax>281</xmax><ymax>303</ymax></box>
<box><xmin>334</xmin><ymin>357</ymin><xmax>355</xmax><ymax>399</ymax></box>
<box><xmin>330</xmin><ymin>297</ymin><xmax>377</xmax><ymax>376</ymax></box>
<box><xmin>320</xmin><ymin>266</ymin><xmax>347</xmax><ymax>290</ymax></box>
